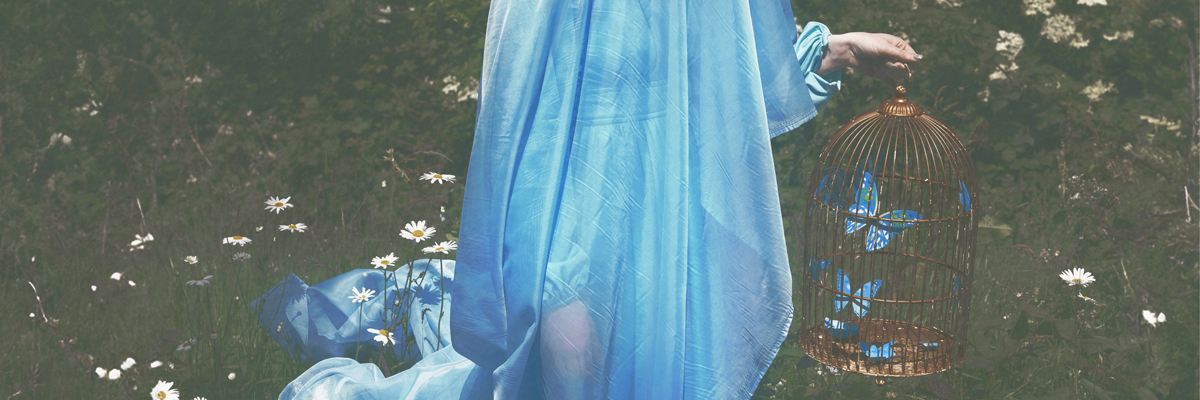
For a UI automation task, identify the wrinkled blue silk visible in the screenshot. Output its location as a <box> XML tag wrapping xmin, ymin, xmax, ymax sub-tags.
<box><xmin>266</xmin><ymin>0</ymin><xmax>841</xmax><ymax>398</ymax></box>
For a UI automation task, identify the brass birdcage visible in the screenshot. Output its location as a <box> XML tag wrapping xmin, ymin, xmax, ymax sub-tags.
<box><xmin>797</xmin><ymin>82</ymin><xmax>978</xmax><ymax>384</ymax></box>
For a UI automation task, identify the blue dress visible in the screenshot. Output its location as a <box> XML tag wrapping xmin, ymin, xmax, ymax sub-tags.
<box><xmin>259</xmin><ymin>0</ymin><xmax>841</xmax><ymax>397</ymax></box>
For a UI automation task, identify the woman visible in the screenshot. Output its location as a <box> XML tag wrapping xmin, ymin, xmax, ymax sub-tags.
<box><xmin>268</xmin><ymin>0</ymin><xmax>918</xmax><ymax>398</ymax></box>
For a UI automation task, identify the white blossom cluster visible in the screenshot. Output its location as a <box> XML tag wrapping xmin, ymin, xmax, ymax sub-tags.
<box><xmin>1139</xmin><ymin>116</ymin><xmax>1181</xmax><ymax>131</ymax></box>
<box><xmin>1041</xmin><ymin>14</ymin><xmax>1083</xmax><ymax>46</ymax></box>
<box><xmin>1102</xmin><ymin>30</ymin><xmax>1134</xmax><ymax>41</ymax></box>
<box><xmin>1077</xmin><ymin>0</ymin><xmax>1106</xmax><ymax>5</ymax></box>
<box><xmin>935</xmin><ymin>0</ymin><xmax>963</xmax><ymax>8</ymax></box>
<box><xmin>1023</xmin><ymin>0</ymin><xmax>1055</xmax><ymax>16</ymax></box>
<box><xmin>441</xmin><ymin>75</ymin><xmax>480</xmax><ymax>102</ymax></box>
<box><xmin>1080</xmin><ymin>79</ymin><xmax>1115</xmax><ymax>102</ymax></box>
<box><xmin>989</xmin><ymin>31</ymin><xmax>1024</xmax><ymax>81</ymax></box>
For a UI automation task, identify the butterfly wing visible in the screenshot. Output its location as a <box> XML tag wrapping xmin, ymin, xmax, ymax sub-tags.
<box><xmin>951</xmin><ymin>276</ymin><xmax>962</xmax><ymax>310</ymax></box>
<box><xmin>866</xmin><ymin>210</ymin><xmax>921</xmax><ymax>251</ymax></box>
<box><xmin>844</xmin><ymin>172</ymin><xmax>878</xmax><ymax>234</ymax></box>
<box><xmin>851</xmin><ymin>279</ymin><xmax>882</xmax><ymax>317</ymax></box>
<box><xmin>824</xmin><ymin>318</ymin><xmax>859</xmax><ymax>340</ymax></box>
<box><xmin>959</xmin><ymin>181</ymin><xmax>971</xmax><ymax>212</ymax></box>
<box><xmin>808</xmin><ymin>259</ymin><xmax>829</xmax><ymax>283</ymax></box>
<box><xmin>860</xmin><ymin>341</ymin><xmax>898</xmax><ymax>361</ymax></box>
<box><xmin>834</xmin><ymin>269</ymin><xmax>851</xmax><ymax>313</ymax></box>
<box><xmin>816</xmin><ymin>168</ymin><xmax>848</xmax><ymax>210</ymax></box>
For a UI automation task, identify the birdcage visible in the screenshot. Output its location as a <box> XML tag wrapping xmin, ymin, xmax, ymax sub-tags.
<box><xmin>796</xmin><ymin>82</ymin><xmax>978</xmax><ymax>384</ymax></box>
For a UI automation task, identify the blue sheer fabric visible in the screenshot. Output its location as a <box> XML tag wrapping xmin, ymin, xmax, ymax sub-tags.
<box><xmin>264</xmin><ymin>0</ymin><xmax>841</xmax><ymax>398</ymax></box>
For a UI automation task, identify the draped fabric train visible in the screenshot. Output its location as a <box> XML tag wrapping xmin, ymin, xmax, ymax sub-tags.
<box><xmin>264</xmin><ymin>0</ymin><xmax>841</xmax><ymax>397</ymax></box>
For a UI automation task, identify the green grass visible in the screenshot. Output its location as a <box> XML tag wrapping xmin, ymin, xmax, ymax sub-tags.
<box><xmin>4</xmin><ymin>173</ymin><xmax>461</xmax><ymax>399</ymax></box>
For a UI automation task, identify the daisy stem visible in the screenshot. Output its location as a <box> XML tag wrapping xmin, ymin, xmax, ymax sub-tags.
<box><xmin>437</xmin><ymin>256</ymin><xmax>445</xmax><ymax>350</ymax></box>
<box><xmin>355</xmin><ymin>303</ymin><xmax>364</xmax><ymax>362</ymax></box>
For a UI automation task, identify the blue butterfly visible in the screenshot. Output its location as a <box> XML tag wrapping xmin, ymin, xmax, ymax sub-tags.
<box><xmin>834</xmin><ymin>269</ymin><xmax>882</xmax><ymax>317</ymax></box>
<box><xmin>919</xmin><ymin>341</ymin><xmax>939</xmax><ymax>350</ymax></box>
<box><xmin>860</xmin><ymin>341</ymin><xmax>901</xmax><ymax>361</ymax></box>
<box><xmin>959</xmin><ymin>181</ymin><xmax>971</xmax><ymax>212</ymax></box>
<box><xmin>844</xmin><ymin>172</ymin><xmax>922</xmax><ymax>251</ymax></box>
<box><xmin>824</xmin><ymin>318</ymin><xmax>859</xmax><ymax>340</ymax></box>
<box><xmin>816</xmin><ymin>168</ymin><xmax>849</xmax><ymax>210</ymax></box>
<box><xmin>808</xmin><ymin>259</ymin><xmax>829</xmax><ymax>283</ymax></box>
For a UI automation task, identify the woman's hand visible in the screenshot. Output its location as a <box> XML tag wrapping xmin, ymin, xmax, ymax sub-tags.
<box><xmin>541</xmin><ymin>299</ymin><xmax>601</xmax><ymax>382</ymax></box>
<box><xmin>818</xmin><ymin>32</ymin><xmax>922</xmax><ymax>83</ymax></box>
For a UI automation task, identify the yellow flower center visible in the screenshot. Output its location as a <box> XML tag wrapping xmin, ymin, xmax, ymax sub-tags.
<box><xmin>413</xmin><ymin>230</ymin><xmax>424</xmax><ymax>237</ymax></box>
<box><xmin>1072</xmin><ymin>278</ymin><xmax>1082</xmax><ymax>284</ymax></box>
<box><xmin>380</xmin><ymin>260</ymin><xmax>390</xmax><ymax>265</ymax></box>
<box><xmin>289</xmin><ymin>224</ymin><xmax>297</xmax><ymax>229</ymax></box>
<box><xmin>433</xmin><ymin>174</ymin><xmax>442</xmax><ymax>179</ymax></box>
<box><xmin>233</xmin><ymin>236</ymin><xmax>243</xmax><ymax>240</ymax></box>
<box><xmin>275</xmin><ymin>202</ymin><xmax>284</xmax><ymax>207</ymax></box>
<box><xmin>194</xmin><ymin>277</ymin><xmax>203</xmax><ymax>281</ymax></box>
<box><xmin>157</xmin><ymin>391</ymin><xmax>167</xmax><ymax>400</ymax></box>
<box><xmin>378</xmin><ymin>329</ymin><xmax>389</xmax><ymax>337</ymax></box>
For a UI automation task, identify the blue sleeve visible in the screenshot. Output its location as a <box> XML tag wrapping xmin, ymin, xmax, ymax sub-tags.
<box><xmin>794</xmin><ymin>22</ymin><xmax>842</xmax><ymax>112</ymax></box>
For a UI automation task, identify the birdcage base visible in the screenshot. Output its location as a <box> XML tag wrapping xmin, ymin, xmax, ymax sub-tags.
<box><xmin>798</xmin><ymin>318</ymin><xmax>964</xmax><ymax>377</ymax></box>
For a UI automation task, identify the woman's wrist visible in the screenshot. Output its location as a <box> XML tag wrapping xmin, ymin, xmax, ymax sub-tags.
<box><xmin>817</xmin><ymin>34</ymin><xmax>854</xmax><ymax>76</ymax></box>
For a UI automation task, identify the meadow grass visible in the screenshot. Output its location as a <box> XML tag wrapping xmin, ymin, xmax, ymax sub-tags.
<box><xmin>2</xmin><ymin>162</ymin><xmax>1194</xmax><ymax>400</ymax></box>
<box><xmin>4</xmin><ymin>170</ymin><xmax>461</xmax><ymax>399</ymax></box>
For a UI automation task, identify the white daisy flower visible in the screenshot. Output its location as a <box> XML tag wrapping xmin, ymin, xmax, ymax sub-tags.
<box><xmin>228</xmin><ymin>372</ymin><xmax>236</xmax><ymax>380</ymax></box>
<box><xmin>1076</xmin><ymin>293</ymin><xmax>1096</xmax><ymax>304</ymax></box>
<box><xmin>95</xmin><ymin>367</ymin><xmax>107</xmax><ymax>378</ymax></box>
<box><xmin>128</xmin><ymin>280</ymin><xmax>137</xmax><ymax>287</ymax></box>
<box><xmin>371</xmin><ymin>252</ymin><xmax>398</xmax><ymax>269</ymax></box>
<box><xmin>419</xmin><ymin>172</ymin><xmax>456</xmax><ymax>184</ymax></box>
<box><xmin>1142</xmin><ymin>310</ymin><xmax>1166</xmax><ymax>327</ymax></box>
<box><xmin>186</xmin><ymin>275</ymin><xmax>214</xmax><ymax>286</ymax></box>
<box><xmin>91</xmin><ymin>285</ymin><xmax>97</xmax><ymax>291</ymax></box>
<box><xmin>368</xmin><ymin>328</ymin><xmax>396</xmax><ymax>345</ymax></box>
<box><xmin>1059</xmin><ymin>268</ymin><xmax>1096</xmax><ymax>287</ymax></box>
<box><xmin>176</xmin><ymin>338</ymin><xmax>197</xmax><ymax>352</ymax></box>
<box><xmin>422</xmin><ymin>241</ymin><xmax>458</xmax><ymax>254</ymax></box>
<box><xmin>150</xmin><ymin>360</ymin><xmax>163</xmax><ymax>368</ymax></box>
<box><xmin>279</xmin><ymin>223</ymin><xmax>308</xmax><ymax>233</ymax></box>
<box><xmin>264</xmin><ymin>196</ymin><xmax>294</xmax><ymax>214</ymax></box>
<box><xmin>150</xmin><ymin>380</ymin><xmax>181</xmax><ymax>400</ymax></box>
<box><xmin>120</xmin><ymin>357</ymin><xmax>137</xmax><ymax>370</ymax></box>
<box><xmin>400</xmin><ymin>220</ymin><xmax>436</xmax><ymax>243</ymax></box>
<box><xmin>110</xmin><ymin>272</ymin><xmax>124</xmax><ymax>280</ymax></box>
<box><xmin>222</xmin><ymin>236</ymin><xmax>252</xmax><ymax>246</ymax></box>
<box><xmin>255</xmin><ymin>226</ymin><xmax>264</xmax><ymax>232</ymax></box>
<box><xmin>129</xmin><ymin>233</ymin><xmax>154</xmax><ymax>249</ymax></box>
<box><xmin>195</xmin><ymin>398</ymin><xmax>208</xmax><ymax>400</ymax></box>
<box><xmin>184</xmin><ymin>256</ymin><xmax>199</xmax><ymax>265</ymax></box>
<box><xmin>349</xmin><ymin>287</ymin><xmax>376</xmax><ymax>303</ymax></box>
<box><xmin>232</xmin><ymin>252</ymin><xmax>251</xmax><ymax>261</ymax></box>
<box><xmin>107</xmin><ymin>369</ymin><xmax>122</xmax><ymax>380</ymax></box>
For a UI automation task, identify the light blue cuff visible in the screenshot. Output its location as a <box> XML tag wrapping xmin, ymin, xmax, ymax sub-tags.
<box><xmin>794</xmin><ymin>22</ymin><xmax>842</xmax><ymax>111</ymax></box>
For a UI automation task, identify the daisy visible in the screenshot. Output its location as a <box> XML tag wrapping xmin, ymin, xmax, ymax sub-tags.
<box><xmin>150</xmin><ymin>360</ymin><xmax>163</xmax><ymax>368</ymax></box>
<box><xmin>120</xmin><ymin>357</ymin><xmax>136</xmax><ymax>370</ymax></box>
<box><xmin>110</xmin><ymin>272</ymin><xmax>124</xmax><ymax>280</ymax></box>
<box><xmin>107</xmin><ymin>369</ymin><xmax>122</xmax><ymax>380</ymax></box>
<box><xmin>176</xmin><ymin>338</ymin><xmax>196</xmax><ymax>352</ymax></box>
<box><xmin>419</xmin><ymin>172</ymin><xmax>456</xmax><ymax>184</ymax></box>
<box><xmin>422</xmin><ymin>241</ymin><xmax>458</xmax><ymax>254</ymax></box>
<box><xmin>1142</xmin><ymin>310</ymin><xmax>1166</xmax><ymax>327</ymax></box>
<box><xmin>371</xmin><ymin>252</ymin><xmax>398</xmax><ymax>269</ymax></box>
<box><xmin>1076</xmin><ymin>293</ymin><xmax>1096</xmax><ymax>304</ymax></box>
<box><xmin>400</xmin><ymin>220</ymin><xmax>436</xmax><ymax>243</ymax></box>
<box><xmin>95</xmin><ymin>367</ymin><xmax>108</xmax><ymax>378</ymax></box>
<box><xmin>186</xmin><ymin>275</ymin><xmax>214</xmax><ymax>286</ymax></box>
<box><xmin>368</xmin><ymin>327</ymin><xmax>396</xmax><ymax>345</ymax></box>
<box><xmin>223</xmin><ymin>236</ymin><xmax>252</xmax><ymax>246</ymax></box>
<box><xmin>279</xmin><ymin>223</ymin><xmax>308</xmax><ymax>233</ymax></box>
<box><xmin>228</xmin><ymin>372</ymin><xmax>236</xmax><ymax>380</ymax></box>
<box><xmin>130</xmin><ymin>233</ymin><xmax>155</xmax><ymax>249</ymax></box>
<box><xmin>232</xmin><ymin>252</ymin><xmax>251</xmax><ymax>261</ymax></box>
<box><xmin>150</xmin><ymin>380</ymin><xmax>181</xmax><ymax>400</ymax></box>
<box><xmin>349</xmin><ymin>287</ymin><xmax>376</xmax><ymax>303</ymax></box>
<box><xmin>184</xmin><ymin>256</ymin><xmax>199</xmax><ymax>265</ymax></box>
<box><xmin>264</xmin><ymin>196</ymin><xmax>294</xmax><ymax>214</ymax></box>
<box><xmin>1059</xmin><ymin>268</ymin><xmax>1096</xmax><ymax>287</ymax></box>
